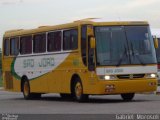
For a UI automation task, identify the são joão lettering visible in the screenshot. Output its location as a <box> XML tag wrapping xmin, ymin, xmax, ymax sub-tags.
<box><xmin>39</xmin><ymin>58</ymin><xmax>55</xmax><ymax>67</ymax></box>
<box><xmin>23</xmin><ymin>58</ymin><xmax>55</xmax><ymax>68</ymax></box>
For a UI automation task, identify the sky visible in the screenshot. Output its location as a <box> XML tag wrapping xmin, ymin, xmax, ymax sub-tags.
<box><xmin>0</xmin><ymin>0</ymin><xmax>160</xmax><ymax>48</ymax></box>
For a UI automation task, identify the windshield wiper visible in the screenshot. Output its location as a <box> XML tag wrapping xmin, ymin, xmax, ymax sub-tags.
<box><xmin>116</xmin><ymin>46</ymin><xmax>128</xmax><ymax>67</ymax></box>
<box><xmin>131</xmin><ymin>42</ymin><xmax>146</xmax><ymax>66</ymax></box>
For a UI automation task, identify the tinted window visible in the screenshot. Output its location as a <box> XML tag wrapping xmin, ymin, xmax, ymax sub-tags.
<box><xmin>47</xmin><ymin>31</ymin><xmax>61</xmax><ymax>52</ymax></box>
<box><xmin>125</xmin><ymin>26</ymin><xmax>156</xmax><ymax>65</ymax></box>
<box><xmin>33</xmin><ymin>33</ymin><xmax>46</xmax><ymax>53</ymax></box>
<box><xmin>10</xmin><ymin>37</ymin><xmax>19</xmax><ymax>56</ymax></box>
<box><xmin>4</xmin><ymin>39</ymin><xmax>10</xmax><ymax>56</ymax></box>
<box><xmin>20</xmin><ymin>36</ymin><xmax>32</xmax><ymax>54</ymax></box>
<box><xmin>95</xmin><ymin>27</ymin><xmax>129</xmax><ymax>66</ymax></box>
<box><xmin>81</xmin><ymin>26</ymin><xmax>87</xmax><ymax>66</ymax></box>
<box><xmin>156</xmin><ymin>38</ymin><xmax>160</xmax><ymax>63</ymax></box>
<box><xmin>63</xmin><ymin>29</ymin><xmax>78</xmax><ymax>50</ymax></box>
<box><xmin>95</xmin><ymin>26</ymin><xmax>156</xmax><ymax>66</ymax></box>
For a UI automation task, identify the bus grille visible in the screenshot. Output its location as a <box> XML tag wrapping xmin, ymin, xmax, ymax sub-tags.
<box><xmin>117</xmin><ymin>74</ymin><xmax>145</xmax><ymax>79</ymax></box>
<box><xmin>5</xmin><ymin>71</ymin><xmax>13</xmax><ymax>89</ymax></box>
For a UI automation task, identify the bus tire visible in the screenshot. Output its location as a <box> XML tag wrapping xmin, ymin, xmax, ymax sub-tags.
<box><xmin>121</xmin><ymin>93</ymin><xmax>135</xmax><ymax>101</ymax></box>
<box><xmin>22</xmin><ymin>79</ymin><xmax>32</xmax><ymax>100</ymax></box>
<box><xmin>72</xmin><ymin>77</ymin><xmax>88</xmax><ymax>102</ymax></box>
<box><xmin>22</xmin><ymin>79</ymin><xmax>41</xmax><ymax>100</ymax></box>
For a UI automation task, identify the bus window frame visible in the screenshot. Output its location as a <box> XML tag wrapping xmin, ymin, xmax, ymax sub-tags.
<box><xmin>3</xmin><ymin>38</ymin><xmax>10</xmax><ymax>57</ymax></box>
<box><xmin>20</xmin><ymin>35</ymin><xmax>33</xmax><ymax>55</ymax></box>
<box><xmin>10</xmin><ymin>37</ymin><xmax>20</xmax><ymax>56</ymax></box>
<box><xmin>33</xmin><ymin>33</ymin><xmax>47</xmax><ymax>54</ymax></box>
<box><xmin>81</xmin><ymin>25</ymin><xmax>87</xmax><ymax>66</ymax></box>
<box><xmin>47</xmin><ymin>30</ymin><xmax>62</xmax><ymax>52</ymax></box>
<box><xmin>63</xmin><ymin>28</ymin><xmax>78</xmax><ymax>51</ymax></box>
<box><xmin>4</xmin><ymin>27</ymin><xmax>80</xmax><ymax>58</ymax></box>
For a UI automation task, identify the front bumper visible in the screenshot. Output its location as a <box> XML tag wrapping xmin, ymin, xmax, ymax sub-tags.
<box><xmin>87</xmin><ymin>79</ymin><xmax>157</xmax><ymax>95</ymax></box>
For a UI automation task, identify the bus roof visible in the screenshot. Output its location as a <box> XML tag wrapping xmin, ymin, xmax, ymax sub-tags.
<box><xmin>4</xmin><ymin>19</ymin><xmax>149</xmax><ymax>38</ymax></box>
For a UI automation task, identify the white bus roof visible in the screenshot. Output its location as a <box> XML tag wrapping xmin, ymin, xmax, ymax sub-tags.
<box><xmin>75</xmin><ymin>18</ymin><xmax>146</xmax><ymax>23</ymax></box>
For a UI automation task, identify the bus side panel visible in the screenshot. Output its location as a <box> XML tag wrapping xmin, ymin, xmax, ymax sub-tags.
<box><xmin>57</xmin><ymin>52</ymin><xmax>96</xmax><ymax>94</ymax></box>
<box><xmin>13</xmin><ymin>78</ymin><xmax>21</xmax><ymax>92</ymax></box>
<box><xmin>49</xmin><ymin>52</ymin><xmax>83</xmax><ymax>93</ymax></box>
<box><xmin>29</xmin><ymin>75</ymin><xmax>49</xmax><ymax>93</ymax></box>
<box><xmin>55</xmin><ymin>52</ymin><xmax>81</xmax><ymax>93</ymax></box>
<box><xmin>13</xmin><ymin>54</ymin><xmax>65</xmax><ymax>93</ymax></box>
<box><xmin>81</xmin><ymin>71</ymin><xmax>98</xmax><ymax>94</ymax></box>
<box><xmin>47</xmin><ymin>69</ymin><xmax>63</xmax><ymax>93</ymax></box>
<box><xmin>3</xmin><ymin>57</ymin><xmax>13</xmax><ymax>91</ymax></box>
<box><xmin>2</xmin><ymin>57</ymin><xmax>21</xmax><ymax>92</ymax></box>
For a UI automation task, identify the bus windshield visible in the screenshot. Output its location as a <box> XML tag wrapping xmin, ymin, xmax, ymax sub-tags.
<box><xmin>95</xmin><ymin>26</ymin><xmax>157</xmax><ymax>66</ymax></box>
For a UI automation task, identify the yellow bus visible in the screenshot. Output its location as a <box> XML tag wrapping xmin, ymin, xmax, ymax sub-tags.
<box><xmin>2</xmin><ymin>19</ymin><xmax>158</xmax><ymax>102</ymax></box>
<box><xmin>153</xmin><ymin>34</ymin><xmax>160</xmax><ymax>87</ymax></box>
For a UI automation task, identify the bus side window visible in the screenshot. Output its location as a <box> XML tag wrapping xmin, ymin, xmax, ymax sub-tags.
<box><xmin>63</xmin><ymin>29</ymin><xmax>78</xmax><ymax>50</ymax></box>
<box><xmin>20</xmin><ymin>36</ymin><xmax>32</xmax><ymax>54</ymax></box>
<box><xmin>47</xmin><ymin>31</ymin><xmax>62</xmax><ymax>52</ymax></box>
<box><xmin>33</xmin><ymin>33</ymin><xmax>46</xmax><ymax>53</ymax></box>
<box><xmin>10</xmin><ymin>37</ymin><xmax>19</xmax><ymax>56</ymax></box>
<box><xmin>4</xmin><ymin>38</ymin><xmax>10</xmax><ymax>56</ymax></box>
<box><xmin>88</xmin><ymin>36</ymin><xmax>95</xmax><ymax>71</ymax></box>
<box><xmin>81</xmin><ymin>25</ymin><xmax>87</xmax><ymax>66</ymax></box>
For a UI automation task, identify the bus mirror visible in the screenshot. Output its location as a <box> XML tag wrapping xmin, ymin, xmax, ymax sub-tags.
<box><xmin>87</xmin><ymin>25</ymin><xmax>94</xmax><ymax>36</ymax></box>
<box><xmin>90</xmin><ymin>37</ymin><xmax>96</xmax><ymax>49</ymax></box>
<box><xmin>154</xmin><ymin>37</ymin><xmax>159</xmax><ymax>48</ymax></box>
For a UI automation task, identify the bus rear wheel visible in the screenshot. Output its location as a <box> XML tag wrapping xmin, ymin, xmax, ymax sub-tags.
<box><xmin>22</xmin><ymin>79</ymin><xmax>41</xmax><ymax>100</ymax></box>
<box><xmin>72</xmin><ymin>78</ymin><xmax>88</xmax><ymax>102</ymax></box>
<box><xmin>121</xmin><ymin>93</ymin><xmax>135</xmax><ymax>101</ymax></box>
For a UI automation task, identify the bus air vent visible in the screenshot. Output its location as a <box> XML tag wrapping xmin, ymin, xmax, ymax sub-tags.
<box><xmin>117</xmin><ymin>74</ymin><xmax>145</xmax><ymax>79</ymax></box>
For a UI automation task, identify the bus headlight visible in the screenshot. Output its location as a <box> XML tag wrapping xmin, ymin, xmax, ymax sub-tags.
<box><xmin>146</xmin><ymin>73</ymin><xmax>157</xmax><ymax>78</ymax></box>
<box><xmin>105</xmin><ymin>75</ymin><xmax>110</xmax><ymax>80</ymax></box>
<box><xmin>99</xmin><ymin>75</ymin><xmax>116</xmax><ymax>80</ymax></box>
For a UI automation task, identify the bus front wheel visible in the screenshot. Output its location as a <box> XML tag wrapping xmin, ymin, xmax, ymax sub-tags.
<box><xmin>72</xmin><ymin>78</ymin><xmax>88</xmax><ymax>102</ymax></box>
<box><xmin>121</xmin><ymin>93</ymin><xmax>135</xmax><ymax>101</ymax></box>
